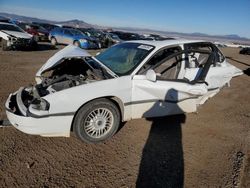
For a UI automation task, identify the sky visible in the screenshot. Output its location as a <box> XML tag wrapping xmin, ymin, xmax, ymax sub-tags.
<box><xmin>0</xmin><ymin>0</ymin><xmax>250</xmax><ymax>38</ymax></box>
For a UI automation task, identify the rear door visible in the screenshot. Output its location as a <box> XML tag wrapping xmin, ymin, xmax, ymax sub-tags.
<box><xmin>62</xmin><ymin>30</ymin><xmax>73</xmax><ymax>45</ymax></box>
<box><xmin>183</xmin><ymin>42</ymin><xmax>242</xmax><ymax>89</ymax></box>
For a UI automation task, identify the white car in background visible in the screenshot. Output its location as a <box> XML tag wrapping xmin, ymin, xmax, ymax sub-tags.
<box><xmin>0</xmin><ymin>22</ymin><xmax>36</xmax><ymax>50</ymax></box>
<box><xmin>5</xmin><ymin>40</ymin><xmax>242</xmax><ymax>143</ymax></box>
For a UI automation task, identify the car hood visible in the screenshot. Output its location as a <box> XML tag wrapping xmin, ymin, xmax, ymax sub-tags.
<box><xmin>1</xmin><ymin>30</ymin><xmax>32</xmax><ymax>39</ymax></box>
<box><xmin>36</xmin><ymin>45</ymin><xmax>91</xmax><ymax>77</ymax></box>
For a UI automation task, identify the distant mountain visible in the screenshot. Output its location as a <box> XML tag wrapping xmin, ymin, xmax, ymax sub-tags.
<box><xmin>0</xmin><ymin>12</ymin><xmax>55</xmax><ymax>24</ymax></box>
<box><xmin>0</xmin><ymin>12</ymin><xmax>249</xmax><ymax>43</ymax></box>
<box><xmin>55</xmin><ymin>19</ymin><xmax>93</xmax><ymax>28</ymax></box>
<box><xmin>0</xmin><ymin>12</ymin><xmax>94</xmax><ymax>28</ymax></box>
<box><xmin>114</xmin><ymin>26</ymin><xmax>250</xmax><ymax>44</ymax></box>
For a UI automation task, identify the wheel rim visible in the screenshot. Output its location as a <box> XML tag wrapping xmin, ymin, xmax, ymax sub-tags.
<box><xmin>84</xmin><ymin>108</ymin><xmax>114</xmax><ymax>138</ymax></box>
<box><xmin>51</xmin><ymin>38</ymin><xmax>56</xmax><ymax>45</ymax></box>
<box><xmin>74</xmin><ymin>41</ymin><xmax>80</xmax><ymax>47</ymax></box>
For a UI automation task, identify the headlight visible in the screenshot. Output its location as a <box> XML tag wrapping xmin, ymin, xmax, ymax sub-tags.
<box><xmin>7</xmin><ymin>36</ymin><xmax>17</xmax><ymax>41</ymax></box>
<box><xmin>31</xmin><ymin>98</ymin><xmax>50</xmax><ymax>111</ymax></box>
<box><xmin>79</xmin><ymin>39</ymin><xmax>87</xmax><ymax>43</ymax></box>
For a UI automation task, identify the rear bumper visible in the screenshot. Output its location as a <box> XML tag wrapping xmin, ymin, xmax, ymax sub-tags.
<box><xmin>5</xmin><ymin>89</ymin><xmax>73</xmax><ymax>137</ymax></box>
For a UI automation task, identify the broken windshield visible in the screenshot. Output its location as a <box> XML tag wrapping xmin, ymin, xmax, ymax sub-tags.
<box><xmin>95</xmin><ymin>43</ymin><xmax>154</xmax><ymax>76</ymax></box>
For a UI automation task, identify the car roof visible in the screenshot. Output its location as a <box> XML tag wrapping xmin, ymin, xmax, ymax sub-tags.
<box><xmin>126</xmin><ymin>39</ymin><xmax>205</xmax><ymax>49</ymax></box>
<box><xmin>0</xmin><ymin>21</ymin><xmax>15</xmax><ymax>26</ymax></box>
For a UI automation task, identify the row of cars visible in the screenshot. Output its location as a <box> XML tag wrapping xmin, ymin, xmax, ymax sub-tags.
<box><xmin>0</xmin><ymin>19</ymin><xmax>123</xmax><ymax>50</ymax></box>
<box><xmin>0</xmin><ymin>17</ymin><xmax>178</xmax><ymax>51</ymax></box>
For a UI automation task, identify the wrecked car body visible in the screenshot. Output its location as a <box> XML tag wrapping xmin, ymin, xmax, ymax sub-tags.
<box><xmin>0</xmin><ymin>22</ymin><xmax>37</xmax><ymax>50</ymax></box>
<box><xmin>5</xmin><ymin>40</ymin><xmax>242</xmax><ymax>143</ymax></box>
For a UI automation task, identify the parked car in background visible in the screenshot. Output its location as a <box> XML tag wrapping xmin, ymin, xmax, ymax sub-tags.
<box><xmin>110</xmin><ymin>31</ymin><xmax>142</xmax><ymax>41</ymax></box>
<box><xmin>32</xmin><ymin>22</ymin><xmax>59</xmax><ymax>32</ymax></box>
<box><xmin>0</xmin><ymin>22</ymin><xmax>37</xmax><ymax>50</ymax></box>
<box><xmin>105</xmin><ymin>32</ymin><xmax>122</xmax><ymax>46</ymax></box>
<box><xmin>79</xmin><ymin>28</ymin><xmax>115</xmax><ymax>48</ymax></box>
<box><xmin>0</xmin><ymin>16</ymin><xmax>11</xmax><ymax>23</ymax></box>
<box><xmin>239</xmin><ymin>47</ymin><xmax>250</xmax><ymax>55</ymax></box>
<box><xmin>5</xmin><ymin>40</ymin><xmax>242</xmax><ymax>143</ymax></box>
<box><xmin>143</xmin><ymin>34</ymin><xmax>175</xmax><ymax>41</ymax></box>
<box><xmin>17</xmin><ymin>22</ymin><xmax>49</xmax><ymax>41</ymax></box>
<box><xmin>49</xmin><ymin>27</ymin><xmax>99</xmax><ymax>49</ymax></box>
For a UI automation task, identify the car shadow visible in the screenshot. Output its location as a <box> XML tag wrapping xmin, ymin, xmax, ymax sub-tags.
<box><xmin>226</xmin><ymin>56</ymin><xmax>250</xmax><ymax>76</ymax></box>
<box><xmin>136</xmin><ymin>90</ymin><xmax>185</xmax><ymax>188</ymax></box>
<box><xmin>36</xmin><ymin>43</ymin><xmax>57</xmax><ymax>51</ymax></box>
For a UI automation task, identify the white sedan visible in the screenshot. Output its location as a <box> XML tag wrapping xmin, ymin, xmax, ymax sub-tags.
<box><xmin>5</xmin><ymin>40</ymin><xmax>242</xmax><ymax>143</ymax></box>
<box><xmin>0</xmin><ymin>22</ymin><xmax>36</xmax><ymax>50</ymax></box>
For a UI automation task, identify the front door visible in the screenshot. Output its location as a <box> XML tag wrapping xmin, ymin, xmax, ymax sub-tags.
<box><xmin>131</xmin><ymin>75</ymin><xmax>208</xmax><ymax>119</ymax></box>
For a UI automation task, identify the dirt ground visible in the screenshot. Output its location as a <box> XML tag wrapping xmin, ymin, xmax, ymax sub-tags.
<box><xmin>0</xmin><ymin>44</ymin><xmax>249</xmax><ymax>187</ymax></box>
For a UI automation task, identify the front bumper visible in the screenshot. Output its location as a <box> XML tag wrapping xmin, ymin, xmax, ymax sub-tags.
<box><xmin>80</xmin><ymin>40</ymin><xmax>99</xmax><ymax>49</ymax></box>
<box><xmin>5</xmin><ymin>88</ymin><xmax>73</xmax><ymax>137</ymax></box>
<box><xmin>8</xmin><ymin>37</ymin><xmax>37</xmax><ymax>49</ymax></box>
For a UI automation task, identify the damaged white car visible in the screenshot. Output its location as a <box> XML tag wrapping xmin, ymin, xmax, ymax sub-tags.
<box><xmin>5</xmin><ymin>40</ymin><xmax>242</xmax><ymax>143</ymax></box>
<box><xmin>0</xmin><ymin>22</ymin><xmax>36</xmax><ymax>50</ymax></box>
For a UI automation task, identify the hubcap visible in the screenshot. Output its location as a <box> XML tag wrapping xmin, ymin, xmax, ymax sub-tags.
<box><xmin>84</xmin><ymin>108</ymin><xmax>114</xmax><ymax>138</ymax></box>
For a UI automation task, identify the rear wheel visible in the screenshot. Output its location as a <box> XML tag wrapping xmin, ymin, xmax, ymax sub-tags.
<box><xmin>51</xmin><ymin>37</ymin><xmax>57</xmax><ymax>46</ymax></box>
<box><xmin>34</xmin><ymin>35</ymin><xmax>39</xmax><ymax>42</ymax></box>
<box><xmin>73</xmin><ymin>40</ymin><xmax>80</xmax><ymax>47</ymax></box>
<box><xmin>73</xmin><ymin>99</ymin><xmax>120</xmax><ymax>143</ymax></box>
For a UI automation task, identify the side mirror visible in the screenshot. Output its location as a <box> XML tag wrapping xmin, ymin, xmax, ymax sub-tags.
<box><xmin>146</xmin><ymin>69</ymin><xmax>156</xmax><ymax>82</ymax></box>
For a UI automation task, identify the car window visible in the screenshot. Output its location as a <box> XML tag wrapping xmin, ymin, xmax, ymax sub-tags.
<box><xmin>64</xmin><ymin>29</ymin><xmax>72</xmax><ymax>36</ymax></box>
<box><xmin>70</xmin><ymin>29</ymin><xmax>83</xmax><ymax>36</ymax></box>
<box><xmin>0</xmin><ymin>24</ymin><xmax>24</xmax><ymax>32</ymax></box>
<box><xmin>96</xmin><ymin>43</ymin><xmax>154</xmax><ymax>76</ymax></box>
<box><xmin>138</xmin><ymin>46</ymin><xmax>182</xmax><ymax>80</ymax></box>
<box><xmin>184</xmin><ymin>43</ymin><xmax>225</xmax><ymax>68</ymax></box>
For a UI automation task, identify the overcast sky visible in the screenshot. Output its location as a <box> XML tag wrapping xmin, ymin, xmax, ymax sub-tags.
<box><xmin>0</xmin><ymin>0</ymin><xmax>249</xmax><ymax>38</ymax></box>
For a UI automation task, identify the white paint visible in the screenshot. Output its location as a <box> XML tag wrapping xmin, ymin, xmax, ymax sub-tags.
<box><xmin>5</xmin><ymin>40</ymin><xmax>243</xmax><ymax>138</ymax></box>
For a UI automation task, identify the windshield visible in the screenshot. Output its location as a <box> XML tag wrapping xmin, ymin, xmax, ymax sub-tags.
<box><xmin>0</xmin><ymin>24</ymin><xmax>24</xmax><ymax>32</ymax></box>
<box><xmin>95</xmin><ymin>43</ymin><xmax>154</xmax><ymax>76</ymax></box>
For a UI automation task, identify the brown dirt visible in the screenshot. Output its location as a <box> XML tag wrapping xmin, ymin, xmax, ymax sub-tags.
<box><xmin>0</xmin><ymin>45</ymin><xmax>249</xmax><ymax>187</ymax></box>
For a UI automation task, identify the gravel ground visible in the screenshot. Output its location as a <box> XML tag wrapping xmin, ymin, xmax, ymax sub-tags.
<box><xmin>0</xmin><ymin>44</ymin><xmax>249</xmax><ymax>187</ymax></box>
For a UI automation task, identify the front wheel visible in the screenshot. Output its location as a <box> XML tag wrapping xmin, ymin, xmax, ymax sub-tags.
<box><xmin>1</xmin><ymin>39</ymin><xmax>9</xmax><ymax>51</ymax></box>
<box><xmin>73</xmin><ymin>40</ymin><xmax>80</xmax><ymax>47</ymax></box>
<box><xmin>73</xmin><ymin>99</ymin><xmax>120</xmax><ymax>143</ymax></box>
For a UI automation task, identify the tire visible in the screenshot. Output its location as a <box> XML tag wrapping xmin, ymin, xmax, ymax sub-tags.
<box><xmin>34</xmin><ymin>35</ymin><xmax>39</xmax><ymax>42</ymax></box>
<box><xmin>73</xmin><ymin>40</ymin><xmax>80</xmax><ymax>47</ymax></box>
<box><xmin>1</xmin><ymin>39</ymin><xmax>9</xmax><ymax>51</ymax></box>
<box><xmin>51</xmin><ymin>37</ymin><xmax>57</xmax><ymax>46</ymax></box>
<box><xmin>73</xmin><ymin>99</ymin><xmax>120</xmax><ymax>143</ymax></box>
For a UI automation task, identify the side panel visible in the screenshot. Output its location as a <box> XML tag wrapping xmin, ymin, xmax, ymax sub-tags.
<box><xmin>43</xmin><ymin>76</ymin><xmax>133</xmax><ymax>121</ymax></box>
<box><xmin>131</xmin><ymin>76</ymin><xmax>207</xmax><ymax>119</ymax></box>
<box><xmin>184</xmin><ymin>61</ymin><xmax>243</xmax><ymax>89</ymax></box>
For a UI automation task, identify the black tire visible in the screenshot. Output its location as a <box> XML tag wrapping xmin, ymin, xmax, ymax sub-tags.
<box><xmin>51</xmin><ymin>37</ymin><xmax>57</xmax><ymax>46</ymax></box>
<box><xmin>73</xmin><ymin>99</ymin><xmax>120</xmax><ymax>143</ymax></box>
<box><xmin>73</xmin><ymin>40</ymin><xmax>80</xmax><ymax>47</ymax></box>
<box><xmin>34</xmin><ymin>35</ymin><xmax>39</xmax><ymax>42</ymax></box>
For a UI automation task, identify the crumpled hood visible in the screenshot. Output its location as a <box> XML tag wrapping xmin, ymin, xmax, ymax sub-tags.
<box><xmin>2</xmin><ymin>30</ymin><xmax>32</xmax><ymax>39</ymax></box>
<box><xmin>36</xmin><ymin>45</ymin><xmax>91</xmax><ymax>79</ymax></box>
